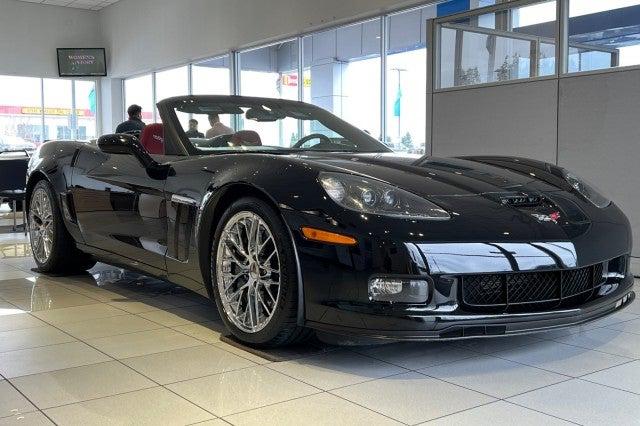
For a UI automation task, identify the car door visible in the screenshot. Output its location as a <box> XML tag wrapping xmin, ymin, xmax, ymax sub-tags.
<box><xmin>71</xmin><ymin>144</ymin><xmax>168</xmax><ymax>275</ymax></box>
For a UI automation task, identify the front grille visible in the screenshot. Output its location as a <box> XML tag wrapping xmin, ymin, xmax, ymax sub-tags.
<box><xmin>507</xmin><ymin>271</ymin><xmax>559</xmax><ymax>303</ymax></box>
<box><xmin>461</xmin><ymin>263</ymin><xmax>606</xmax><ymax>312</ymax></box>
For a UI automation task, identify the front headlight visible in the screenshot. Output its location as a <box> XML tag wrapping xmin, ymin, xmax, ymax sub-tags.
<box><xmin>319</xmin><ymin>172</ymin><xmax>450</xmax><ymax>220</ymax></box>
<box><xmin>562</xmin><ymin>170</ymin><xmax>611</xmax><ymax>208</ymax></box>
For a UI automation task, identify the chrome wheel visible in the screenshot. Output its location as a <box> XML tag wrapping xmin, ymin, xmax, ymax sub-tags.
<box><xmin>216</xmin><ymin>211</ymin><xmax>281</xmax><ymax>333</ymax></box>
<box><xmin>29</xmin><ymin>187</ymin><xmax>54</xmax><ymax>264</ymax></box>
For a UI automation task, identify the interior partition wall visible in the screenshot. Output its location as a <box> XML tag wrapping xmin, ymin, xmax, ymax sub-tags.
<box><xmin>428</xmin><ymin>0</ymin><xmax>640</xmax><ymax>264</ymax></box>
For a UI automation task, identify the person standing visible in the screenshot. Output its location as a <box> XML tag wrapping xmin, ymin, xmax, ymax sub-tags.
<box><xmin>116</xmin><ymin>105</ymin><xmax>146</xmax><ymax>134</ymax></box>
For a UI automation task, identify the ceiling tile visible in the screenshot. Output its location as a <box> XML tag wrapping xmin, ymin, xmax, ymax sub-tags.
<box><xmin>16</xmin><ymin>0</ymin><xmax>120</xmax><ymax>11</ymax></box>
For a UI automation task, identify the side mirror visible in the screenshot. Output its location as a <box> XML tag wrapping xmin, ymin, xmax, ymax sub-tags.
<box><xmin>97</xmin><ymin>134</ymin><xmax>172</xmax><ymax>180</ymax></box>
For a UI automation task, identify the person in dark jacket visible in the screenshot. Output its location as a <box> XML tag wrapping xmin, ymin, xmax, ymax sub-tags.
<box><xmin>116</xmin><ymin>104</ymin><xmax>146</xmax><ymax>134</ymax></box>
<box><xmin>184</xmin><ymin>119</ymin><xmax>204</xmax><ymax>138</ymax></box>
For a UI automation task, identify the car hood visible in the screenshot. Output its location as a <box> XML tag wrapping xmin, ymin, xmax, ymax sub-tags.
<box><xmin>297</xmin><ymin>152</ymin><xmax>564</xmax><ymax>198</ymax></box>
<box><xmin>292</xmin><ymin>152</ymin><xmax>597</xmax><ymax>240</ymax></box>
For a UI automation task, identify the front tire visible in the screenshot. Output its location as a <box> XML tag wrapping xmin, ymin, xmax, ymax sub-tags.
<box><xmin>211</xmin><ymin>197</ymin><xmax>310</xmax><ymax>347</ymax></box>
<box><xmin>29</xmin><ymin>180</ymin><xmax>96</xmax><ymax>273</ymax></box>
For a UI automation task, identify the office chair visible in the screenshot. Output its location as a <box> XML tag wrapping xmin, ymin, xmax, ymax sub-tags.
<box><xmin>0</xmin><ymin>154</ymin><xmax>29</xmax><ymax>234</ymax></box>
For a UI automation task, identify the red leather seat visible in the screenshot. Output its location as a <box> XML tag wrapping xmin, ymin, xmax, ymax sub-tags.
<box><xmin>230</xmin><ymin>130</ymin><xmax>262</xmax><ymax>147</ymax></box>
<box><xmin>139</xmin><ymin>123</ymin><xmax>164</xmax><ymax>155</ymax></box>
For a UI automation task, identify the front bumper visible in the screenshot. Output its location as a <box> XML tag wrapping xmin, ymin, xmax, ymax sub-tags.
<box><xmin>285</xmin><ymin>202</ymin><xmax>635</xmax><ymax>340</ymax></box>
<box><xmin>306</xmin><ymin>279</ymin><xmax>635</xmax><ymax>341</ymax></box>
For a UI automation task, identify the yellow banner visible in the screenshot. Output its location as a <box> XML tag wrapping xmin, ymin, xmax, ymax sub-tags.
<box><xmin>20</xmin><ymin>107</ymin><xmax>87</xmax><ymax>116</ymax></box>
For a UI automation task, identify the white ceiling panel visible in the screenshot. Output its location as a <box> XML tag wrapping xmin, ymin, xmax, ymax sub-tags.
<box><xmin>15</xmin><ymin>0</ymin><xmax>120</xmax><ymax>11</ymax></box>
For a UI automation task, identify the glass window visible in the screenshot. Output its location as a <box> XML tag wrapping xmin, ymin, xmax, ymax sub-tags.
<box><xmin>386</xmin><ymin>6</ymin><xmax>437</xmax><ymax>154</ymax></box>
<box><xmin>155</xmin><ymin>66</ymin><xmax>189</xmax><ymax>126</ymax></box>
<box><xmin>303</xmin><ymin>19</ymin><xmax>382</xmax><ymax>139</ymax></box>
<box><xmin>155</xmin><ymin>66</ymin><xmax>189</xmax><ymax>102</ymax></box>
<box><xmin>0</xmin><ymin>75</ymin><xmax>42</xmax><ymax>150</ymax></box>
<box><xmin>192</xmin><ymin>56</ymin><xmax>232</xmax><ymax>132</ymax></box>
<box><xmin>124</xmin><ymin>74</ymin><xmax>154</xmax><ymax>124</ymax></box>
<box><xmin>192</xmin><ymin>56</ymin><xmax>230</xmax><ymax>95</ymax></box>
<box><xmin>43</xmin><ymin>78</ymin><xmax>73</xmax><ymax>141</ymax></box>
<box><xmin>438</xmin><ymin>0</ymin><xmax>557</xmax><ymax>89</ymax></box>
<box><xmin>568</xmin><ymin>0</ymin><xmax>640</xmax><ymax>72</ymax></box>
<box><xmin>239</xmin><ymin>40</ymin><xmax>299</xmax><ymax>144</ymax></box>
<box><xmin>74</xmin><ymin>80</ymin><xmax>97</xmax><ymax>140</ymax></box>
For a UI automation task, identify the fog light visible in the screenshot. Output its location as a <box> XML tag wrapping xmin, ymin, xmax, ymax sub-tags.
<box><xmin>368</xmin><ymin>278</ymin><xmax>430</xmax><ymax>303</ymax></box>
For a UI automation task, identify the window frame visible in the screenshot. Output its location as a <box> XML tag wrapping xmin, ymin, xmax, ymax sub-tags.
<box><xmin>430</xmin><ymin>0</ymin><xmax>640</xmax><ymax>93</ymax></box>
<box><xmin>431</xmin><ymin>0</ymin><xmax>561</xmax><ymax>92</ymax></box>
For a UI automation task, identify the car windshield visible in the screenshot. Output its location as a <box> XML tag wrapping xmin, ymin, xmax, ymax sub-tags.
<box><xmin>167</xmin><ymin>97</ymin><xmax>391</xmax><ymax>154</ymax></box>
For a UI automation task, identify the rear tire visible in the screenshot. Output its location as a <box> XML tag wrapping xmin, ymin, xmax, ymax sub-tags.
<box><xmin>29</xmin><ymin>180</ymin><xmax>96</xmax><ymax>274</ymax></box>
<box><xmin>210</xmin><ymin>197</ymin><xmax>311</xmax><ymax>347</ymax></box>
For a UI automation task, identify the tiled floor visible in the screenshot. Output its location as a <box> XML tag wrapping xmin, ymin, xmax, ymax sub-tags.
<box><xmin>1</xmin><ymin>228</ymin><xmax>639</xmax><ymax>425</ymax></box>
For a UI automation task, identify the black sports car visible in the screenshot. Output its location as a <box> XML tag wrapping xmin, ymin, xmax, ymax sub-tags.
<box><xmin>26</xmin><ymin>95</ymin><xmax>635</xmax><ymax>347</ymax></box>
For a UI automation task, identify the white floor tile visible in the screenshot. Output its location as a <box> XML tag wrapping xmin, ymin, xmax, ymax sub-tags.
<box><xmin>137</xmin><ymin>304</ymin><xmax>219</xmax><ymax>327</ymax></box>
<box><xmin>86</xmin><ymin>328</ymin><xmax>204</xmax><ymax>359</ymax></box>
<box><xmin>11</xmin><ymin>361</ymin><xmax>156</xmax><ymax>409</ymax></box>
<box><xmin>421</xmin><ymin>400</ymin><xmax>572</xmax><ymax>425</ymax></box>
<box><xmin>0</xmin><ymin>271</ymin><xmax>33</xmax><ymax>281</ymax></box>
<box><xmin>0</xmin><ymin>312</ymin><xmax>46</xmax><ymax>333</ymax></box>
<box><xmin>56</xmin><ymin>314</ymin><xmax>163</xmax><ymax>340</ymax></box>
<box><xmin>31</xmin><ymin>303</ymin><xmax>127</xmax><ymax>325</ymax></box>
<box><xmin>58</xmin><ymin>284</ymin><xmax>124</xmax><ymax>303</ymax></box>
<box><xmin>106</xmin><ymin>298</ymin><xmax>175</xmax><ymax>314</ymax></box>
<box><xmin>122</xmin><ymin>345</ymin><xmax>255</xmax><ymax>384</ymax></box>
<box><xmin>192</xmin><ymin>420</ymin><xmax>228</xmax><ymax>426</ymax></box>
<box><xmin>225</xmin><ymin>392</ymin><xmax>402</xmax><ymax>426</ymax></box>
<box><xmin>0</xmin><ymin>264</ymin><xmax>19</xmax><ymax>273</ymax></box>
<box><xmin>0</xmin><ymin>258</ymin><xmax>37</xmax><ymax>273</ymax></box>
<box><xmin>268</xmin><ymin>350</ymin><xmax>406</xmax><ymax>390</ymax></box>
<box><xmin>8</xmin><ymin>292</ymin><xmax>99</xmax><ymax>312</ymax></box>
<box><xmin>580</xmin><ymin>311</ymin><xmax>639</xmax><ymax>330</ymax></box>
<box><xmin>354</xmin><ymin>342</ymin><xmax>478</xmax><ymax>370</ymax></box>
<box><xmin>508</xmin><ymin>379</ymin><xmax>640</xmax><ymax>425</ymax></box>
<box><xmin>581</xmin><ymin>360</ymin><xmax>640</xmax><ymax>394</ymax></box>
<box><xmin>420</xmin><ymin>355</ymin><xmax>566</xmax><ymax>399</ymax></box>
<box><xmin>331</xmin><ymin>371</ymin><xmax>495</xmax><ymax>424</ymax></box>
<box><xmin>44</xmin><ymin>387</ymin><xmax>214</xmax><ymax>426</ymax></box>
<box><xmin>552</xmin><ymin>327</ymin><xmax>640</xmax><ymax>358</ymax></box>
<box><xmin>451</xmin><ymin>334</ymin><xmax>543</xmax><ymax>354</ymax></box>
<box><xmin>0</xmin><ymin>411</ymin><xmax>54</xmax><ymax>425</ymax></box>
<box><xmin>172</xmin><ymin>321</ymin><xmax>226</xmax><ymax>344</ymax></box>
<box><xmin>0</xmin><ymin>341</ymin><xmax>111</xmax><ymax>378</ymax></box>
<box><xmin>167</xmin><ymin>366</ymin><xmax>318</xmax><ymax>417</ymax></box>
<box><xmin>0</xmin><ymin>380</ymin><xmax>36</xmax><ymax>419</ymax></box>
<box><xmin>211</xmin><ymin>342</ymin><xmax>271</xmax><ymax>365</ymax></box>
<box><xmin>0</xmin><ymin>300</ymin><xmax>15</xmax><ymax>309</ymax></box>
<box><xmin>0</xmin><ymin>326</ymin><xmax>75</xmax><ymax>353</ymax></box>
<box><xmin>533</xmin><ymin>326</ymin><xmax>585</xmax><ymax>340</ymax></box>
<box><xmin>606</xmin><ymin>317</ymin><xmax>640</xmax><ymax>334</ymax></box>
<box><xmin>494</xmin><ymin>339</ymin><xmax>632</xmax><ymax>377</ymax></box>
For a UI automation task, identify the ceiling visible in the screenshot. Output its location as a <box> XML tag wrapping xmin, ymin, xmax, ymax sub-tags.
<box><xmin>16</xmin><ymin>0</ymin><xmax>120</xmax><ymax>10</ymax></box>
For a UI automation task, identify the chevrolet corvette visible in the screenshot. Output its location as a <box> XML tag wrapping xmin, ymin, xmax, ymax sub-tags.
<box><xmin>26</xmin><ymin>95</ymin><xmax>635</xmax><ymax>347</ymax></box>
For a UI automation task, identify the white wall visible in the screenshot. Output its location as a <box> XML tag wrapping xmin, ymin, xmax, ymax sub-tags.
<box><xmin>432</xmin><ymin>80</ymin><xmax>558</xmax><ymax>164</ymax></box>
<box><xmin>0</xmin><ymin>0</ymin><xmax>102</xmax><ymax>78</ymax></box>
<box><xmin>99</xmin><ymin>77</ymin><xmax>124</xmax><ymax>135</ymax></box>
<box><xmin>98</xmin><ymin>0</ymin><xmax>426</xmax><ymax>78</ymax></box>
<box><xmin>558</xmin><ymin>69</ymin><xmax>640</xmax><ymax>263</ymax></box>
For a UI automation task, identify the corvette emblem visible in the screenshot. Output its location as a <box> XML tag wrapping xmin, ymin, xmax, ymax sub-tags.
<box><xmin>532</xmin><ymin>211</ymin><xmax>561</xmax><ymax>223</ymax></box>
